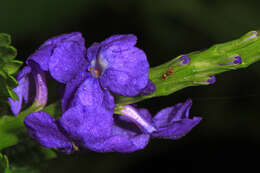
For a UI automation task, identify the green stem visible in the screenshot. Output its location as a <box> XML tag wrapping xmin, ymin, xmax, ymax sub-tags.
<box><xmin>116</xmin><ymin>30</ymin><xmax>260</xmax><ymax>105</ymax></box>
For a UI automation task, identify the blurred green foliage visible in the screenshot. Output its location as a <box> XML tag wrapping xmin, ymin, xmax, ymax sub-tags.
<box><xmin>0</xmin><ymin>153</ymin><xmax>11</xmax><ymax>173</ymax></box>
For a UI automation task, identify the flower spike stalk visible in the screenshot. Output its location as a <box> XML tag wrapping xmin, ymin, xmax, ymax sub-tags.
<box><xmin>116</xmin><ymin>30</ymin><xmax>260</xmax><ymax>105</ymax></box>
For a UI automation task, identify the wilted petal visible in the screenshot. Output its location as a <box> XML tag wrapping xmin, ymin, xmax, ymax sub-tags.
<box><xmin>24</xmin><ymin>112</ymin><xmax>73</xmax><ymax>153</ymax></box>
<box><xmin>152</xmin><ymin>117</ymin><xmax>202</xmax><ymax>140</ymax></box>
<box><xmin>153</xmin><ymin>99</ymin><xmax>193</xmax><ymax>126</ymax></box>
<box><xmin>152</xmin><ymin>99</ymin><xmax>202</xmax><ymax>139</ymax></box>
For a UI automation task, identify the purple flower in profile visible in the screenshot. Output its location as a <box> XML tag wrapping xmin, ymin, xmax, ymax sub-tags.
<box><xmin>25</xmin><ymin>98</ymin><xmax>201</xmax><ymax>153</ymax></box>
<box><xmin>9</xmin><ymin>32</ymin><xmax>87</xmax><ymax>115</ymax></box>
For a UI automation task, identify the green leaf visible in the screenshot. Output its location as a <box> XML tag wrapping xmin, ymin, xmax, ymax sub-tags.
<box><xmin>0</xmin><ymin>33</ymin><xmax>11</xmax><ymax>47</ymax></box>
<box><xmin>2</xmin><ymin>136</ymin><xmax>56</xmax><ymax>168</ymax></box>
<box><xmin>3</xmin><ymin>60</ymin><xmax>23</xmax><ymax>75</ymax></box>
<box><xmin>0</xmin><ymin>105</ymin><xmax>40</xmax><ymax>150</ymax></box>
<box><xmin>0</xmin><ymin>33</ymin><xmax>23</xmax><ymax>103</ymax></box>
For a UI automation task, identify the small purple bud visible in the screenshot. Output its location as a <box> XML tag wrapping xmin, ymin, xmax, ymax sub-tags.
<box><xmin>140</xmin><ymin>80</ymin><xmax>156</xmax><ymax>96</ymax></box>
<box><xmin>120</xmin><ymin>105</ymin><xmax>157</xmax><ymax>134</ymax></box>
<box><xmin>179</xmin><ymin>55</ymin><xmax>190</xmax><ymax>65</ymax></box>
<box><xmin>233</xmin><ymin>56</ymin><xmax>242</xmax><ymax>64</ymax></box>
<box><xmin>220</xmin><ymin>56</ymin><xmax>242</xmax><ymax>65</ymax></box>
<box><xmin>169</xmin><ymin>55</ymin><xmax>190</xmax><ymax>67</ymax></box>
<box><xmin>207</xmin><ymin>76</ymin><xmax>216</xmax><ymax>85</ymax></box>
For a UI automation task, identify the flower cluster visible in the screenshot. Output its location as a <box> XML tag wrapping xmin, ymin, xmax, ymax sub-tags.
<box><xmin>9</xmin><ymin>33</ymin><xmax>202</xmax><ymax>153</ymax></box>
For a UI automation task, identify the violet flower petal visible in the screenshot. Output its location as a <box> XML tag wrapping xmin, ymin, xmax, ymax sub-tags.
<box><xmin>26</xmin><ymin>45</ymin><xmax>53</xmax><ymax>71</ymax></box>
<box><xmin>61</xmin><ymin>71</ymin><xmax>90</xmax><ymax>112</ymax></box>
<box><xmin>103</xmin><ymin>118</ymin><xmax>150</xmax><ymax>153</ymax></box>
<box><xmin>99</xmin><ymin>107</ymin><xmax>153</xmax><ymax>153</ymax></box>
<box><xmin>8</xmin><ymin>76</ymin><xmax>30</xmax><ymax>115</ymax></box>
<box><xmin>8</xmin><ymin>66</ymin><xmax>32</xmax><ymax>115</ymax></box>
<box><xmin>59</xmin><ymin>79</ymin><xmax>115</xmax><ymax>152</ymax></box>
<box><xmin>153</xmin><ymin>99</ymin><xmax>193</xmax><ymax>126</ymax></box>
<box><xmin>69</xmin><ymin>77</ymin><xmax>112</xmax><ymax>109</ymax></box>
<box><xmin>8</xmin><ymin>66</ymin><xmax>34</xmax><ymax>115</ymax></box>
<box><xmin>152</xmin><ymin>117</ymin><xmax>202</xmax><ymax>140</ymax></box>
<box><xmin>27</xmin><ymin>32</ymin><xmax>88</xmax><ymax>83</ymax></box>
<box><xmin>87</xmin><ymin>34</ymin><xmax>149</xmax><ymax>96</ymax></box>
<box><xmin>100</xmin><ymin>35</ymin><xmax>149</xmax><ymax>96</ymax></box>
<box><xmin>48</xmin><ymin>38</ymin><xmax>87</xmax><ymax>83</ymax></box>
<box><xmin>152</xmin><ymin>99</ymin><xmax>202</xmax><ymax>139</ymax></box>
<box><xmin>24</xmin><ymin>112</ymin><xmax>73</xmax><ymax>153</ymax></box>
<box><xmin>119</xmin><ymin>105</ymin><xmax>156</xmax><ymax>134</ymax></box>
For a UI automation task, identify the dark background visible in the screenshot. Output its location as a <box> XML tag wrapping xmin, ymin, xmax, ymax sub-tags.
<box><xmin>1</xmin><ymin>0</ymin><xmax>260</xmax><ymax>172</ymax></box>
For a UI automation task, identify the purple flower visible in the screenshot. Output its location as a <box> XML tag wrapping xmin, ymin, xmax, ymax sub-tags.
<box><xmin>24</xmin><ymin>99</ymin><xmax>201</xmax><ymax>153</ymax></box>
<box><xmin>25</xmin><ymin>34</ymin><xmax>151</xmax><ymax>153</ymax></box>
<box><xmin>59</xmin><ymin>34</ymin><xmax>150</xmax><ymax>151</ymax></box>
<box><xmin>87</xmin><ymin>34</ymin><xmax>149</xmax><ymax>96</ymax></box>
<box><xmin>9</xmin><ymin>32</ymin><xmax>87</xmax><ymax>115</ymax></box>
<box><xmin>62</xmin><ymin>34</ymin><xmax>150</xmax><ymax>111</ymax></box>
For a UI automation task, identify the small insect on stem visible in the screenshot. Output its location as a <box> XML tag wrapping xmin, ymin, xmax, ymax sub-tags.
<box><xmin>161</xmin><ymin>67</ymin><xmax>174</xmax><ymax>80</ymax></box>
